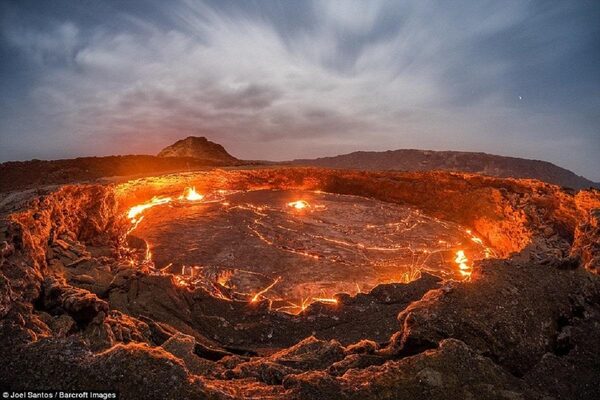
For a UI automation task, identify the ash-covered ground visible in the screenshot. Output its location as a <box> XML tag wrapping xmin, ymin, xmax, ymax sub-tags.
<box><xmin>1</xmin><ymin>167</ymin><xmax>599</xmax><ymax>399</ymax></box>
<box><xmin>135</xmin><ymin>189</ymin><xmax>488</xmax><ymax>311</ymax></box>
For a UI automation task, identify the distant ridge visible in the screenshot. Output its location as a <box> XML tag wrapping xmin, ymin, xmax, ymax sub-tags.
<box><xmin>291</xmin><ymin>149</ymin><xmax>598</xmax><ymax>190</ymax></box>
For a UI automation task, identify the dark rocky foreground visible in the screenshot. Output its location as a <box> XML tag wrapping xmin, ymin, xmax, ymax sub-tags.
<box><xmin>1</xmin><ymin>167</ymin><xmax>599</xmax><ymax>399</ymax></box>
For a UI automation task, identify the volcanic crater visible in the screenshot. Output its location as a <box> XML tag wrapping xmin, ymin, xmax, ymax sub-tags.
<box><xmin>133</xmin><ymin>188</ymin><xmax>489</xmax><ymax>312</ymax></box>
<box><xmin>1</xmin><ymin>167</ymin><xmax>599</xmax><ymax>399</ymax></box>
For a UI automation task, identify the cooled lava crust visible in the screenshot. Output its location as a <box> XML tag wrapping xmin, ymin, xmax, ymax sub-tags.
<box><xmin>1</xmin><ymin>167</ymin><xmax>599</xmax><ymax>399</ymax></box>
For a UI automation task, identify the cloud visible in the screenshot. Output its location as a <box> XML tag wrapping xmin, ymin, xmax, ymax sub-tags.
<box><xmin>0</xmin><ymin>0</ymin><xmax>598</xmax><ymax>179</ymax></box>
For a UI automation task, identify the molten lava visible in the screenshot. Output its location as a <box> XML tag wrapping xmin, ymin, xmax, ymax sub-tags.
<box><xmin>126</xmin><ymin>186</ymin><xmax>204</xmax><ymax>228</ymax></box>
<box><xmin>127</xmin><ymin>196</ymin><xmax>172</xmax><ymax>224</ymax></box>
<box><xmin>454</xmin><ymin>250</ymin><xmax>471</xmax><ymax>277</ymax></box>
<box><xmin>287</xmin><ymin>200</ymin><xmax>309</xmax><ymax>210</ymax></box>
<box><xmin>124</xmin><ymin>188</ymin><xmax>492</xmax><ymax>313</ymax></box>
<box><xmin>181</xmin><ymin>187</ymin><xmax>204</xmax><ymax>201</ymax></box>
<box><xmin>312</xmin><ymin>297</ymin><xmax>338</xmax><ymax>305</ymax></box>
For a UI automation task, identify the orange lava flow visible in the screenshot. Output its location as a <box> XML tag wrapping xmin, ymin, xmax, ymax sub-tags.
<box><xmin>287</xmin><ymin>200</ymin><xmax>310</xmax><ymax>210</ymax></box>
<box><xmin>126</xmin><ymin>187</ymin><xmax>205</xmax><ymax>231</ymax></box>
<box><xmin>312</xmin><ymin>297</ymin><xmax>338</xmax><ymax>305</ymax></box>
<box><xmin>453</xmin><ymin>229</ymin><xmax>495</xmax><ymax>278</ymax></box>
<box><xmin>455</xmin><ymin>250</ymin><xmax>471</xmax><ymax>278</ymax></box>
<box><xmin>180</xmin><ymin>187</ymin><xmax>204</xmax><ymax>201</ymax></box>
<box><xmin>127</xmin><ymin>196</ymin><xmax>173</xmax><ymax>223</ymax></box>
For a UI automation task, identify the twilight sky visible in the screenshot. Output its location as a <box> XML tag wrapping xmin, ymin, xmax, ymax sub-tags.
<box><xmin>0</xmin><ymin>0</ymin><xmax>599</xmax><ymax>180</ymax></box>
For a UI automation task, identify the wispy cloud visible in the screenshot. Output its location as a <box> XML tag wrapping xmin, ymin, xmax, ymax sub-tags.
<box><xmin>0</xmin><ymin>0</ymin><xmax>598</xmax><ymax>179</ymax></box>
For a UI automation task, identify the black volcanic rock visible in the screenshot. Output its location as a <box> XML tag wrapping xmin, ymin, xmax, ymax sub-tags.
<box><xmin>291</xmin><ymin>149</ymin><xmax>598</xmax><ymax>190</ymax></box>
<box><xmin>158</xmin><ymin>136</ymin><xmax>238</xmax><ymax>163</ymax></box>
